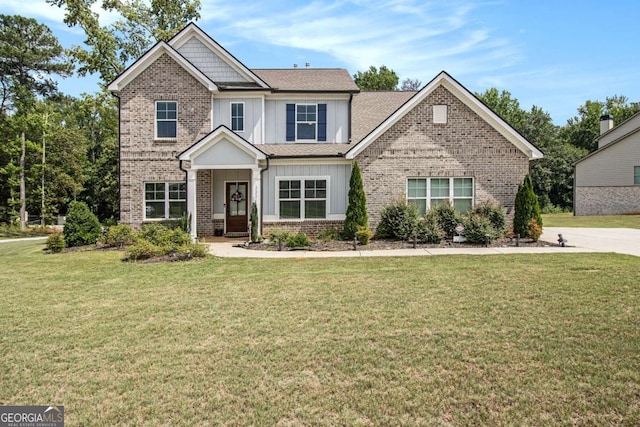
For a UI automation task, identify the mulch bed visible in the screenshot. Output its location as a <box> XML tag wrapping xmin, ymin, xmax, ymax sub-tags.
<box><xmin>245</xmin><ymin>237</ymin><xmax>556</xmax><ymax>252</ymax></box>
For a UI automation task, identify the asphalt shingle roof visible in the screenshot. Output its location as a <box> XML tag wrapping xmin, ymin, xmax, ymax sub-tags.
<box><xmin>251</xmin><ymin>69</ymin><xmax>359</xmax><ymax>92</ymax></box>
<box><xmin>260</xmin><ymin>143</ymin><xmax>352</xmax><ymax>158</ymax></box>
<box><xmin>350</xmin><ymin>91</ymin><xmax>417</xmax><ymax>144</ymax></box>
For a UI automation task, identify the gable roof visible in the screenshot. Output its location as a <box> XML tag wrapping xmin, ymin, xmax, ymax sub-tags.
<box><xmin>107</xmin><ymin>41</ymin><xmax>217</xmax><ymax>92</ymax></box>
<box><xmin>351</xmin><ymin>91</ymin><xmax>417</xmax><ymax>143</ymax></box>
<box><xmin>252</xmin><ymin>69</ymin><xmax>359</xmax><ymax>92</ymax></box>
<box><xmin>345</xmin><ymin>71</ymin><xmax>544</xmax><ymax>160</ymax></box>
<box><xmin>178</xmin><ymin>125</ymin><xmax>267</xmax><ymax>165</ymax></box>
<box><xmin>574</xmin><ymin>111</ymin><xmax>640</xmax><ymax>165</ymax></box>
<box><xmin>168</xmin><ymin>23</ymin><xmax>270</xmax><ymax>89</ymax></box>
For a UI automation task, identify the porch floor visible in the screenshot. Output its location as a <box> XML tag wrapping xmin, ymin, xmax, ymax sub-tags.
<box><xmin>200</xmin><ymin>236</ymin><xmax>248</xmax><ymax>243</ymax></box>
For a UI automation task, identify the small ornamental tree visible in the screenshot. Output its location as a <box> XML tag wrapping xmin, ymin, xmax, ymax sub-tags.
<box><xmin>250</xmin><ymin>202</ymin><xmax>260</xmax><ymax>243</ymax></box>
<box><xmin>63</xmin><ymin>201</ymin><xmax>102</xmax><ymax>247</ymax></box>
<box><xmin>513</xmin><ymin>174</ymin><xmax>543</xmax><ymax>238</ymax></box>
<box><xmin>343</xmin><ymin>162</ymin><xmax>368</xmax><ymax>239</ymax></box>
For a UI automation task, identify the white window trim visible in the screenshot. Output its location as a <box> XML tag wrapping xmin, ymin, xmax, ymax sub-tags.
<box><xmin>143</xmin><ymin>181</ymin><xmax>186</xmax><ymax>220</ymax></box>
<box><xmin>406</xmin><ymin>177</ymin><xmax>474</xmax><ymax>213</ymax></box>
<box><xmin>275</xmin><ymin>176</ymin><xmax>330</xmax><ymax>220</ymax></box>
<box><xmin>155</xmin><ymin>100</ymin><xmax>178</xmax><ymax>140</ymax></box>
<box><xmin>230</xmin><ymin>101</ymin><xmax>244</xmax><ymax>132</ymax></box>
<box><xmin>296</xmin><ymin>103</ymin><xmax>318</xmax><ymax>142</ymax></box>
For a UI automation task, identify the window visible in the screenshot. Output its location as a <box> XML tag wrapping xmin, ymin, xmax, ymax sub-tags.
<box><xmin>156</xmin><ymin>101</ymin><xmax>177</xmax><ymax>139</ymax></box>
<box><xmin>278</xmin><ymin>178</ymin><xmax>327</xmax><ymax>219</ymax></box>
<box><xmin>286</xmin><ymin>103</ymin><xmax>326</xmax><ymax>141</ymax></box>
<box><xmin>635</xmin><ymin>166</ymin><xmax>640</xmax><ymax>185</ymax></box>
<box><xmin>144</xmin><ymin>182</ymin><xmax>185</xmax><ymax>219</ymax></box>
<box><xmin>231</xmin><ymin>102</ymin><xmax>244</xmax><ymax>132</ymax></box>
<box><xmin>407</xmin><ymin>177</ymin><xmax>474</xmax><ymax>215</ymax></box>
<box><xmin>297</xmin><ymin>104</ymin><xmax>316</xmax><ymax>140</ymax></box>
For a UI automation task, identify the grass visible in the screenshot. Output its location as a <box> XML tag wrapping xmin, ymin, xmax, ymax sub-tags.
<box><xmin>543</xmin><ymin>212</ymin><xmax>640</xmax><ymax>228</ymax></box>
<box><xmin>1</xmin><ymin>241</ymin><xmax>639</xmax><ymax>425</ymax></box>
<box><xmin>0</xmin><ymin>224</ymin><xmax>57</xmax><ymax>239</ymax></box>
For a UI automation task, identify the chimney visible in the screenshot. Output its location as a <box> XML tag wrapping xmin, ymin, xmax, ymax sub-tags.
<box><xmin>305</xmin><ymin>62</ymin><xmax>310</xmax><ymax>69</ymax></box>
<box><xmin>293</xmin><ymin>63</ymin><xmax>298</xmax><ymax>68</ymax></box>
<box><xmin>600</xmin><ymin>114</ymin><xmax>614</xmax><ymax>135</ymax></box>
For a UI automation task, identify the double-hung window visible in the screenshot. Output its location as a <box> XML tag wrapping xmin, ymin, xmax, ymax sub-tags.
<box><xmin>407</xmin><ymin>177</ymin><xmax>474</xmax><ymax>215</ymax></box>
<box><xmin>231</xmin><ymin>102</ymin><xmax>244</xmax><ymax>132</ymax></box>
<box><xmin>156</xmin><ymin>101</ymin><xmax>177</xmax><ymax>139</ymax></box>
<box><xmin>278</xmin><ymin>178</ymin><xmax>327</xmax><ymax>219</ymax></box>
<box><xmin>144</xmin><ymin>182</ymin><xmax>186</xmax><ymax>219</ymax></box>
<box><xmin>296</xmin><ymin>104</ymin><xmax>317</xmax><ymax>140</ymax></box>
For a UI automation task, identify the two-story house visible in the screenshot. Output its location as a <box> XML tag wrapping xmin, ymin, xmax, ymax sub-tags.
<box><xmin>108</xmin><ymin>23</ymin><xmax>543</xmax><ymax>239</ymax></box>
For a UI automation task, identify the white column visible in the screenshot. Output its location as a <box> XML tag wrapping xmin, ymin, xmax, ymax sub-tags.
<box><xmin>187</xmin><ymin>169</ymin><xmax>197</xmax><ymax>240</ymax></box>
<box><xmin>251</xmin><ymin>166</ymin><xmax>261</xmax><ymax>233</ymax></box>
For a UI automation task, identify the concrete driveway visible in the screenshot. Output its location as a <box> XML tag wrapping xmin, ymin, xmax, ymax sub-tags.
<box><xmin>542</xmin><ymin>227</ymin><xmax>640</xmax><ymax>257</ymax></box>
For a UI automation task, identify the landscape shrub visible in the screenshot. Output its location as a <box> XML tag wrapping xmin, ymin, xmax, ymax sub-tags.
<box><xmin>472</xmin><ymin>202</ymin><xmax>507</xmax><ymax>237</ymax></box>
<box><xmin>139</xmin><ymin>223</ymin><xmax>191</xmax><ymax>247</ymax></box>
<box><xmin>317</xmin><ymin>227</ymin><xmax>341</xmax><ymax>241</ymax></box>
<box><xmin>528</xmin><ymin>219</ymin><xmax>542</xmax><ymax>242</ymax></box>
<box><xmin>417</xmin><ymin>211</ymin><xmax>444</xmax><ymax>243</ymax></box>
<box><xmin>514</xmin><ymin>174</ymin><xmax>543</xmax><ymax>238</ymax></box>
<box><xmin>63</xmin><ymin>201</ymin><xmax>102</xmax><ymax>247</ymax></box>
<box><xmin>182</xmin><ymin>242</ymin><xmax>208</xmax><ymax>258</ymax></box>
<box><xmin>125</xmin><ymin>239</ymin><xmax>164</xmax><ymax>261</ymax></box>
<box><xmin>99</xmin><ymin>224</ymin><xmax>136</xmax><ymax>248</ymax></box>
<box><xmin>432</xmin><ymin>202</ymin><xmax>463</xmax><ymax>238</ymax></box>
<box><xmin>355</xmin><ymin>226</ymin><xmax>373</xmax><ymax>245</ymax></box>
<box><xmin>270</xmin><ymin>229</ymin><xmax>290</xmax><ymax>245</ymax></box>
<box><xmin>286</xmin><ymin>233</ymin><xmax>310</xmax><ymax>248</ymax></box>
<box><xmin>463</xmin><ymin>214</ymin><xmax>500</xmax><ymax>244</ymax></box>
<box><xmin>250</xmin><ymin>202</ymin><xmax>260</xmax><ymax>243</ymax></box>
<box><xmin>343</xmin><ymin>161</ymin><xmax>368</xmax><ymax>239</ymax></box>
<box><xmin>377</xmin><ymin>199</ymin><xmax>420</xmax><ymax>240</ymax></box>
<box><xmin>46</xmin><ymin>233</ymin><xmax>66</xmax><ymax>253</ymax></box>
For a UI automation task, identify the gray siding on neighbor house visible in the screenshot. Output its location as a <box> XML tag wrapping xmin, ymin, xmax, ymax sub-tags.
<box><xmin>575</xmin><ymin>131</ymin><xmax>640</xmax><ymax>187</ymax></box>
<box><xmin>177</xmin><ymin>37</ymin><xmax>248</xmax><ymax>83</ymax></box>
<box><xmin>264</xmin><ymin>99</ymin><xmax>349</xmax><ymax>143</ymax></box>
<box><xmin>212</xmin><ymin>97</ymin><xmax>263</xmax><ymax>144</ymax></box>
<box><xmin>262</xmin><ymin>163</ymin><xmax>351</xmax><ymax>216</ymax></box>
<box><xmin>192</xmin><ymin>138</ymin><xmax>256</xmax><ymax>167</ymax></box>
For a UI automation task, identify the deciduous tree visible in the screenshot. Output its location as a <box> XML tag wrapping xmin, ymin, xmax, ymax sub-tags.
<box><xmin>353</xmin><ymin>65</ymin><xmax>399</xmax><ymax>91</ymax></box>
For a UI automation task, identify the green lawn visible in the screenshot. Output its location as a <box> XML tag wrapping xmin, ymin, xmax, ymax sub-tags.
<box><xmin>543</xmin><ymin>212</ymin><xmax>640</xmax><ymax>228</ymax></box>
<box><xmin>1</xmin><ymin>241</ymin><xmax>639</xmax><ymax>425</ymax></box>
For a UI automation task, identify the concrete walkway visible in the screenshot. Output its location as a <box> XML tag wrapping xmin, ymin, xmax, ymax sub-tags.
<box><xmin>541</xmin><ymin>227</ymin><xmax>640</xmax><ymax>257</ymax></box>
<box><xmin>0</xmin><ymin>236</ymin><xmax>48</xmax><ymax>243</ymax></box>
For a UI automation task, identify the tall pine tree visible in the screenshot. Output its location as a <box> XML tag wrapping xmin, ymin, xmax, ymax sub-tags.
<box><xmin>343</xmin><ymin>162</ymin><xmax>368</xmax><ymax>239</ymax></box>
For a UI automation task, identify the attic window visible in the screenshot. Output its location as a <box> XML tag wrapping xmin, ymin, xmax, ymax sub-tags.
<box><xmin>433</xmin><ymin>105</ymin><xmax>447</xmax><ymax>124</ymax></box>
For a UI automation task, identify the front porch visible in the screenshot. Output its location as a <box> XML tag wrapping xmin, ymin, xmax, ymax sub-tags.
<box><xmin>178</xmin><ymin>126</ymin><xmax>267</xmax><ymax>240</ymax></box>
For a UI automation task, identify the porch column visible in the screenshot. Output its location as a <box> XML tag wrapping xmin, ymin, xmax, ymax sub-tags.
<box><xmin>187</xmin><ymin>169</ymin><xmax>197</xmax><ymax>240</ymax></box>
<box><xmin>251</xmin><ymin>166</ymin><xmax>261</xmax><ymax>234</ymax></box>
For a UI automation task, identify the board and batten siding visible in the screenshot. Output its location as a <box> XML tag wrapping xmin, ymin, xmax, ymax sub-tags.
<box><xmin>211</xmin><ymin>169</ymin><xmax>251</xmax><ymax>215</ymax></box>
<box><xmin>176</xmin><ymin>37</ymin><xmax>248</xmax><ymax>83</ymax></box>
<box><xmin>212</xmin><ymin>98</ymin><xmax>263</xmax><ymax>144</ymax></box>
<box><xmin>262</xmin><ymin>163</ymin><xmax>351</xmax><ymax>218</ymax></box>
<box><xmin>264</xmin><ymin>99</ymin><xmax>349</xmax><ymax>143</ymax></box>
<box><xmin>575</xmin><ymin>131</ymin><xmax>640</xmax><ymax>187</ymax></box>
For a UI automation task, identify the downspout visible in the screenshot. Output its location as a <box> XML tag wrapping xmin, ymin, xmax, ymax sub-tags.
<box><xmin>348</xmin><ymin>93</ymin><xmax>353</xmax><ymax>143</ymax></box>
<box><xmin>259</xmin><ymin>155</ymin><xmax>271</xmax><ymax>237</ymax></box>
<box><xmin>178</xmin><ymin>158</ymin><xmax>189</xmax><ymax>222</ymax></box>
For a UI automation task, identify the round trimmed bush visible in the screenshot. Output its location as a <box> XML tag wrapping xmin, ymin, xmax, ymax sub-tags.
<box><xmin>63</xmin><ymin>201</ymin><xmax>102</xmax><ymax>247</ymax></box>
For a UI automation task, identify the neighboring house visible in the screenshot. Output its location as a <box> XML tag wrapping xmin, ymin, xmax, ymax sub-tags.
<box><xmin>574</xmin><ymin>112</ymin><xmax>640</xmax><ymax>215</ymax></box>
<box><xmin>108</xmin><ymin>23</ymin><xmax>543</xmax><ymax>239</ymax></box>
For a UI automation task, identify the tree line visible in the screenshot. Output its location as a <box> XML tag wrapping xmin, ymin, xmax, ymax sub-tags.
<box><xmin>1</xmin><ymin>3</ymin><xmax>638</xmax><ymax>227</ymax></box>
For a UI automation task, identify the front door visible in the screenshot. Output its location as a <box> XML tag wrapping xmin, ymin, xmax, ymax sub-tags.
<box><xmin>226</xmin><ymin>182</ymin><xmax>248</xmax><ymax>233</ymax></box>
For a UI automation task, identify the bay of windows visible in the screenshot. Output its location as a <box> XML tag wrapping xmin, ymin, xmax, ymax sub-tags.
<box><xmin>407</xmin><ymin>177</ymin><xmax>473</xmax><ymax>215</ymax></box>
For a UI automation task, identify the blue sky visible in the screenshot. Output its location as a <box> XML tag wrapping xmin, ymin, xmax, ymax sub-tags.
<box><xmin>2</xmin><ymin>0</ymin><xmax>638</xmax><ymax>124</ymax></box>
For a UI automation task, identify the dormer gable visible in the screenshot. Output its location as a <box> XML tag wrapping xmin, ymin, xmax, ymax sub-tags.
<box><xmin>107</xmin><ymin>41</ymin><xmax>217</xmax><ymax>92</ymax></box>
<box><xmin>168</xmin><ymin>23</ymin><xmax>270</xmax><ymax>89</ymax></box>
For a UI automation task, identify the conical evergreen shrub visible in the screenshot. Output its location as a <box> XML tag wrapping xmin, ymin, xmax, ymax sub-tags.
<box><xmin>513</xmin><ymin>174</ymin><xmax>543</xmax><ymax>238</ymax></box>
<box><xmin>343</xmin><ymin>162</ymin><xmax>368</xmax><ymax>239</ymax></box>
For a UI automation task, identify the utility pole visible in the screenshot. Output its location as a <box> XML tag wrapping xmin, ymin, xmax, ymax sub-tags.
<box><xmin>41</xmin><ymin>112</ymin><xmax>48</xmax><ymax>226</ymax></box>
<box><xmin>19</xmin><ymin>132</ymin><xmax>26</xmax><ymax>230</ymax></box>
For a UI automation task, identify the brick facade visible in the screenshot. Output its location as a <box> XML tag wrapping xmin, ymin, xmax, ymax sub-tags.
<box><xmin>119</xmin><ymin>53</ymin><xmax>211</xmax><ymax>228</ymax></box>
<box><xmin>263</xmin><ymin>220</ymin><xmax>345</xmax><ymax>239</ymax></box>
<box><xmin>575</xmin><ymin>186</ymin><xmax>640</xmax><ymax>215</ymax></box>
<box><xmin>355</xmin><ymin>86</ymin><xmax>529</xmax><ymax>228</ymax></box>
